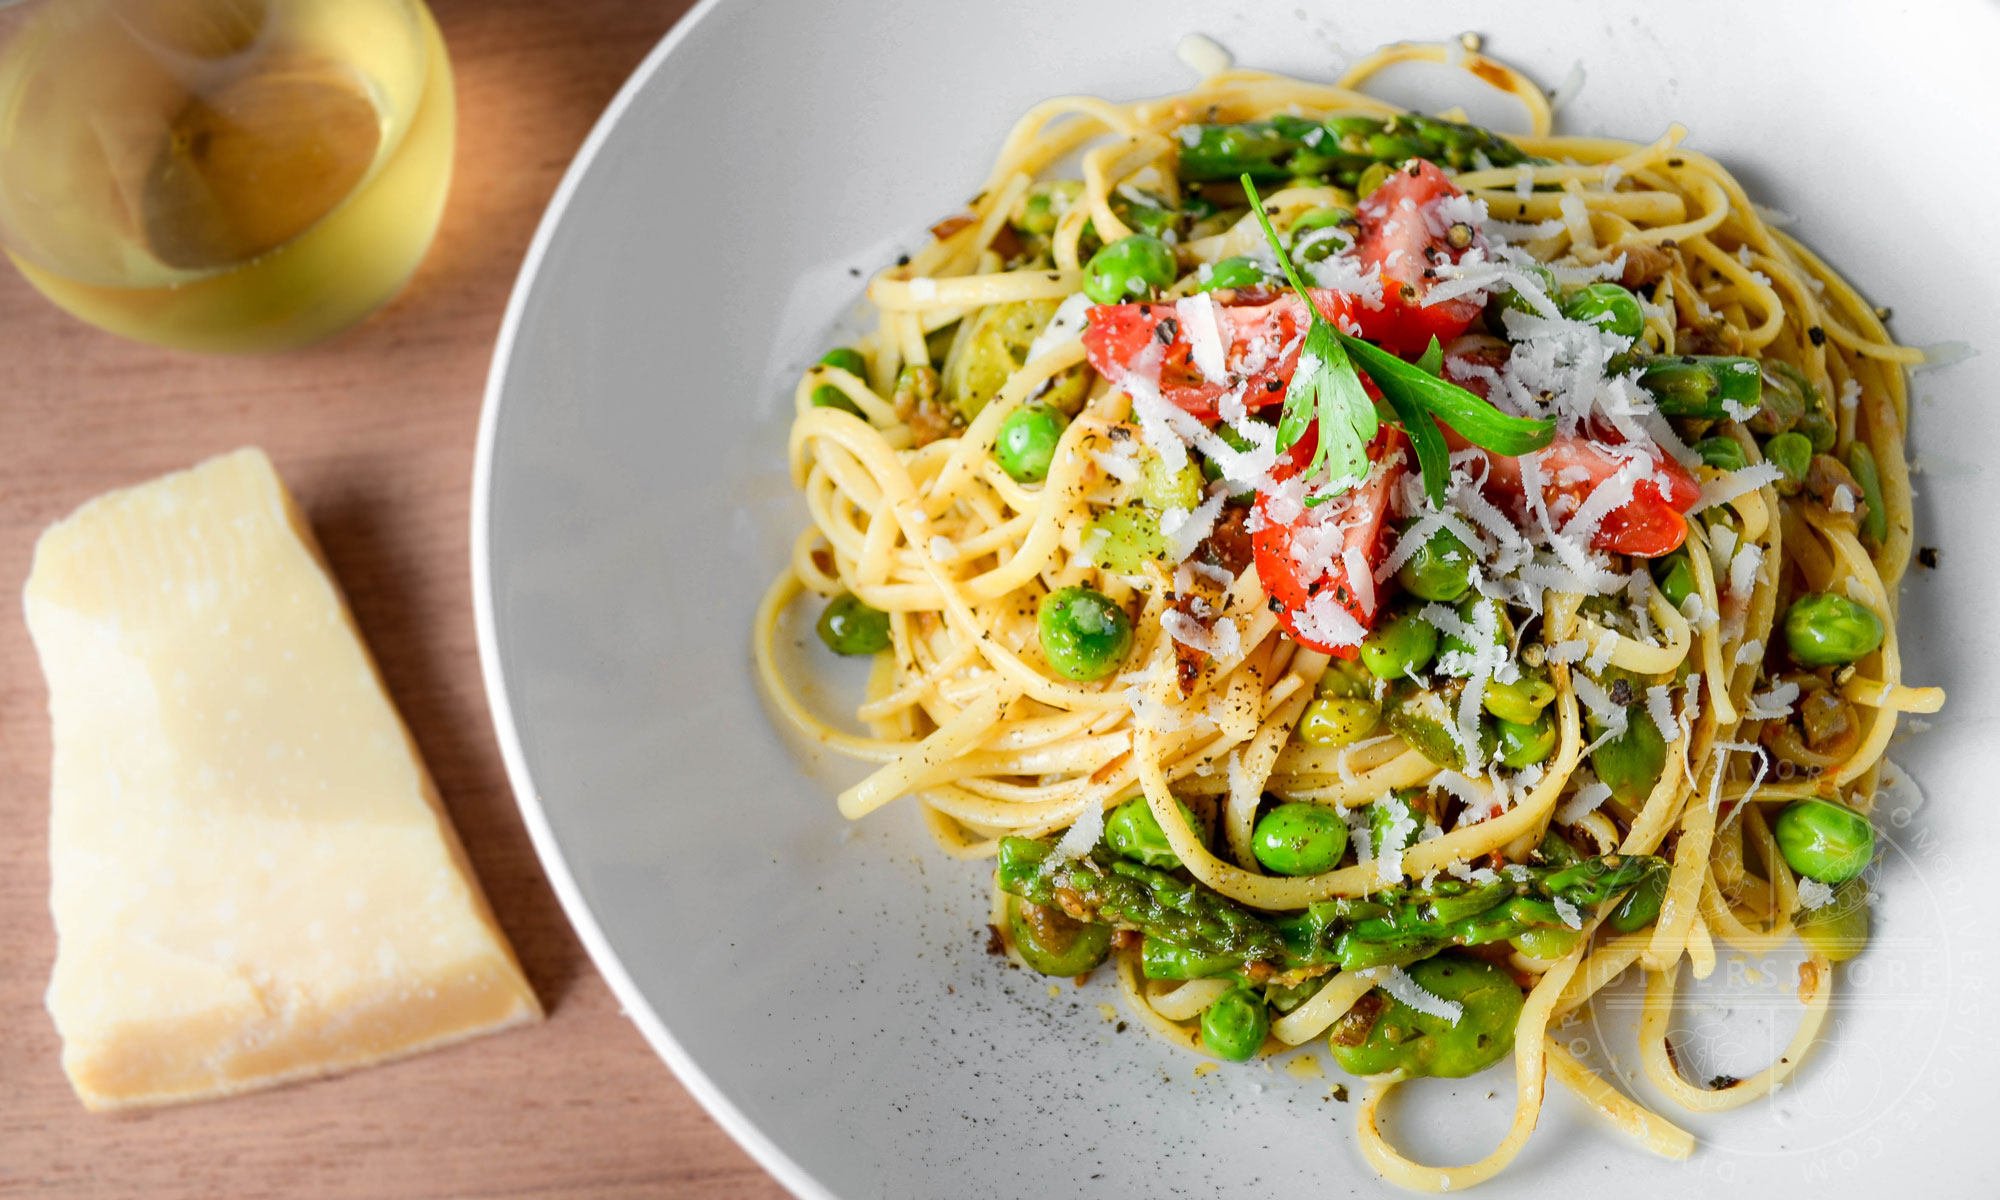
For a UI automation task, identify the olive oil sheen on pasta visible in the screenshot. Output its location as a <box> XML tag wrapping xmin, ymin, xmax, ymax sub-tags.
<box><xmin>0</xmin><ymin>0</ymin><xmax>454</xmax><ymax>352</ymax></box>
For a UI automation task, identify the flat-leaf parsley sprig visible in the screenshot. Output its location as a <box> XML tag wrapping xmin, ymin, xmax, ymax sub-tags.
<box><xmin>1242</xmin><ymin>177</ymin><xmax>1377</xmax><ymax>504</ymax></box>
<box><xmin>1241</xmin><ymin>175</ymin><xmax>1555</xmax><ymax>508</ymax></box>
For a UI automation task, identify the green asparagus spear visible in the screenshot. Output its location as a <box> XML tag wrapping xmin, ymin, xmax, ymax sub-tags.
<box><xmin>1176</xmin><ymin>111</ymin><xmax>1532</xmax><ymax>186</ymax></box>
<box><xmin>995</xmin><ymin>837</ymin><xmax>1288</xmax><ymax>964</ymax></box>
<box><xmin>995</xmin><ymin>835</ymin><xmax>1665</xmax><ymax>975</ymax></box>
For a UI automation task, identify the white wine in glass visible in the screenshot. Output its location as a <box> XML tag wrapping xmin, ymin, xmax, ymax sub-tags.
<box><xmin>0</xmin><ymin>0</ymin><xmax>454</xmax><ymax>352</ymax></box>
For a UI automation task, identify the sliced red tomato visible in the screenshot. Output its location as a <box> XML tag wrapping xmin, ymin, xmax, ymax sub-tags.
<box><xmin>1454</xmin><ymin>431</ymin><xmax>1700</xmax><ymax>558</ymax></box>
<box><xmin>1081</xmin><ymin>290</ymin><xmax>1358</xmax><ymax>419</ymax></box>
<box><xmin>1353</xmin><ymin>159</ymin><xmax>1486</xmax><ymax>357</ymax></box>
<box><xmin>1252</xmin><ymin>427</ymin><xmax>1408</xmax><ymax>656</ymax></box>
<box><xmin>1439</xmin><ymin>339</ymin><xmax>1701</xmax><ymax>559</ymax></box>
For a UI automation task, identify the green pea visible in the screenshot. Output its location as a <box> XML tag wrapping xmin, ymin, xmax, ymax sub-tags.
<box><xmin>1317</xmin><ymin>657</ymin><xmax>1374</xmax><ymax>699</ymax></box>
<box><xmin>1194</xmin><ymin>255</ymin><xmax>1271</xmax><ymax>293</ymax></box>
<box><xmin>1561</xmin><ymin>282</ymin><xmax>1646</xmax><ymax>341</ymax></box>
<box><xmin>1355</xmin><ymin>161</ymin><xmax>1395</xmax><ymax>199</ymax></box>
<box><xmin>1509</xmin><ymin>924</ymin><xmax>1581</xmax><ymax>960</ymax></box>
<box><xmin>1592</xmin><ymin>705</ymin><xmax>1666</xmax><ymax>805</ymax></box>
<box><xmin>1437</xmin><ymin>595</ymin><xmax>1510</xmax><ymax>675</ymax></box>
<box><xmin>1382</xmin><ymin>677</ymin><xmax>1494</xmax><ymax>771</ymax></box>
<box><xmin>1492</xmin><ymin>263</ymin><xmax>1558</xmax><ymax>322</ymax></box>
<box><xmin>1783</xmin><ymin>592</ymin><xmax>1884</xmax><ymax>666</ymax></box>
<box><xmin>1140</xmin><ymin>936</ymin><xmax>1240</xmax><ymax>980</ymax></box>
<box><xmin>1011</xmin><ymin>181</ymin><xmax>1081</xmax><ymax>236</ymax></box>
<box><xmin>1482</xmin><ymin>672</ymin><xmax>1555</xmax><ymax>725</ymax></box>
<box><xmin>1329</xmin><ymin>954</ymin><xmax>1524</xmax><ymax>1079</ymax></box>
<box><xmin>1764</xmin><ymin>361</ymin><xmax>1834</xmax><ymax>451</ymax></box>
<box><xmin>1650</xmin><ymin>549</ymin><xmax>1696</xmax><ymax>610</ymax></box>
<box><xmin>1494</xmin><ymin>713</ymin><xmax>1557</xmax><ymax>767</ymax></box>
<box><xmin>1763</xmin><ymin>431</ymin><xmax>1812</xmax><ymax>495</ymax></box>
<box><xmin>821</xmin><ymin>347</ymin><xmax>867</xmax><ymax>377</ymax></box>
<box><xmin>993</xmin><ymin>404</ymin><xmax>1067</xmax><ymax>484</ymax></box>
<box><xmin>1794</xmin><ymin>878</ymin><xmax>1870</xmax><ymax>961</ymax></box>
<box><xmin>816</xmin><ymin>593</ymin><xmax>890</xmax><ymax>655</ymax></box>
<box><xmin>811</xmin><ymin>347</ymin><xmax>869</xmax><ymax>417</ymax></box>
<box><xmin>1104</xmin><ymin>795</ymin><xmax>1204</xmax><ymax>869</ymax></box>
<box><xmin>1394</xmin><ymin>526</ymin><xmax>1476</xmax><ymax>602</ymax></box>
<box><xmin>1251</xmin><ymin>802</ymin><xmax>1350</xmax><ymax>876</ymax></box>
<box><xmin>1082</xmin><ymin>234</ymin><xmax>1178</xmax><ymax>304</ymax></box>
<box><xmin>1296</xmin><ymin>696</ymin><xmax>1381</xmax><ymax>746</ymax></box>
<box><xmin>1608</xmin><ymin>866</ymin><xmax>1668</xmax><ymax>933</ymax></box>
<box><xmin>1111</xmin><ymin>189</ymin><xmax>1177</xmax><ymax>239</ymax></box>
<box><xmin>1181</xmin><ymin>192</ymin><xmax>1221</xmax><ymax>222</ymax></box>
<box><xmin>1006</xmin><ymin>895</ymin><xmax>1111</xmax><ymax>976</ymax></box>
<box><xmin>1795</xmin><ymin>406</ymin><xmax>1837</xmax><ymax>454</ymax></box>
<box><xmin>1845</xmin><ymin>442</ymin><xmax>1888</xmax><ymax>544</ymax></box>
<box><xmin>1361</xmin><ymin>609</ymin><xmax>1440</xmax><ymax>680</ymax></box>
<box><xmin>1137</xmin><ymin>451</ymin><xmax>1205</xmax><ymax>511</ymax></box>
<box><xmin>1081</xmin><ymin>506</ymin><xmax>1171</xmax><ymax>574</ymax></box>
<box><xmin>1037</xmin><ymin>586</ymin><xmax>1134</xmax><ymax>681</ymax></box>
<box><xmin>1290</xmin><ymin>206</ymin><xmax>1353</xmax><ymax>262</ymax></box>
<box><xmin>1266</xmin><ymin>975</ymin><xmax>1328</xmax><ymax>1014</ymax></box>
<box><xmin>1774</xmin><ymin>798</ymin><xmax>1875</xmax><ymax>884</ymax></box>
<box><xmin>1200</xmin><ymin>986</ymin><xmax>1270</xmax><ymax>1061</ymax></box>
<box><xmin>1749</xmin><ymin>361</ymin><xmax>1807</xmax><ymax>435</ymax></box>
<box><xmin>1693</xmin><ymin>436</ymin><xmax>1749</xmax><ymax>472</ymax></box>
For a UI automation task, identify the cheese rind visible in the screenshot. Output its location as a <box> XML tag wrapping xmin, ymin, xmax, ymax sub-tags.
<box><xmin>26</xmin><ymin>448</ymin><xmax>541</xmax><ymax>1110</ymax></box>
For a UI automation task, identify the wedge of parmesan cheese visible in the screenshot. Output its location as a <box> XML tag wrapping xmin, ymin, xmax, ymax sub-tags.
<box><xmin>24</xmin><ymin>449</ymin><xmax>540</xmax><ymax>1111</ymax></box>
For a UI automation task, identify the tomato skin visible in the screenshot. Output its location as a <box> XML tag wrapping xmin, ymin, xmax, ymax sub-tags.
<box><xmin>1081</xmin><ymin>291</ymin><xmax>1358</xmax><ymax>419</ymax></box>
<box><xmin>1352</xmin><ymin>159</ymin><xmax>1486</xmax><ymax>357</ymax></box>
<box><xmin>1457</xmin><ymin>432</ymin><xmax>1701</xmax><ymax>558</ymax></box>
<box><xmin>1440</xmin><ymin>340</ymin><xmax>1701</xmax><ymax>559</ymax></box>
<box><xmin>1251</xmin><ymin>428</ymin><xmax>1407</xmax><ymax>656</ymax></box>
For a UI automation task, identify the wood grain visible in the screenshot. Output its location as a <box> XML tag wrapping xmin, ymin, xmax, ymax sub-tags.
<box><xmin>0</xmin><ymin>2</ymin><xmax>789</xmax><ymax>1196</ymax></box>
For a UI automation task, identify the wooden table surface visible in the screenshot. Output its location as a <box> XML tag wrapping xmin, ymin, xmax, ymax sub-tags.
<box><xmin>0</xmin><ymin>3</ymin><xmax>791</xmax><ymax>1197</ymax></box>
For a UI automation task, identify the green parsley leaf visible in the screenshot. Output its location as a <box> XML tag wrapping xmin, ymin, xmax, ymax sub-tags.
<box><xmin>1242</xmin><ymin>176</ymin><xmax>1377</xmax><ymax>496</ymax></box>
<box><xmin>1240</xmin><ymin>176</ymin><xmax>1555</xmax><ymax>511</ymax></box>
<box><xmin>1338</xmin><ymin>332</ymin><xmax>1555</xmax><ymax>458</ymax></box>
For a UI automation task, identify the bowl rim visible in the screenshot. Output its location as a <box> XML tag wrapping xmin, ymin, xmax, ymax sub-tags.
<box><xmin>469</xmin><ymin>1</ymin><xmax>827</xmax><ymax>1195</ymax></box>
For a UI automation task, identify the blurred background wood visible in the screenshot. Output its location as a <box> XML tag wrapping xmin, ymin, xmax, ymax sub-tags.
<box><xmin>0</xmin><ymin>2</ymin><xmax>790</xmax><ymax>1196</ymax></box>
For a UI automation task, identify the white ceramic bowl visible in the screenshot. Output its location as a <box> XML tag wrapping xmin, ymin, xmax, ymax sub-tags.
<box><xmin>474</xmin><ymin>2</ymin><xmax>2000</xmax><ymax>1195</ymax></box>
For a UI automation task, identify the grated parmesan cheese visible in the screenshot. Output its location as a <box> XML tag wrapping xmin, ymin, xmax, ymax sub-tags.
<box><xmin>1175</xmin><ymin>32</ymin><xmax>1234</xmax><ymax>78</ymax></box>
<box><xmin>1745</xmin><ymin>680</ymin><xmax>1801</xmax><ymax>721</ymax></box>
<box><xmin>1645</xmin><ymin>684</ymin><xmax>1676</xmax><ymax>738</ymax></box>
<box><xmin>1373</xmin><ymin>965</ymin><xmax>1463</xmax><ymax>1025</ymax></box>
<box><xmin>1373</xmin><ymin>792</ymin><xmax>1417</xmax><ymax>885</ymax></box>
<box><xmin>1555</xmin><ymin>779</ymin><xmax>1612</xmax><ymax>825</ymax></box>
<box><xmin>1025</xmin><ymin>292</ymin><xmax>1093</xmax><ymax>365</ymax></box>
<box><xmin>1688</xmin><ymin>463</ymin><xmax>1785</xmax><ymax>515</ymax></box>
<box><xmin>1795</xmin><ymin>878</ymin><xmax>1835</xmax><ymax>912</ymax></box>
